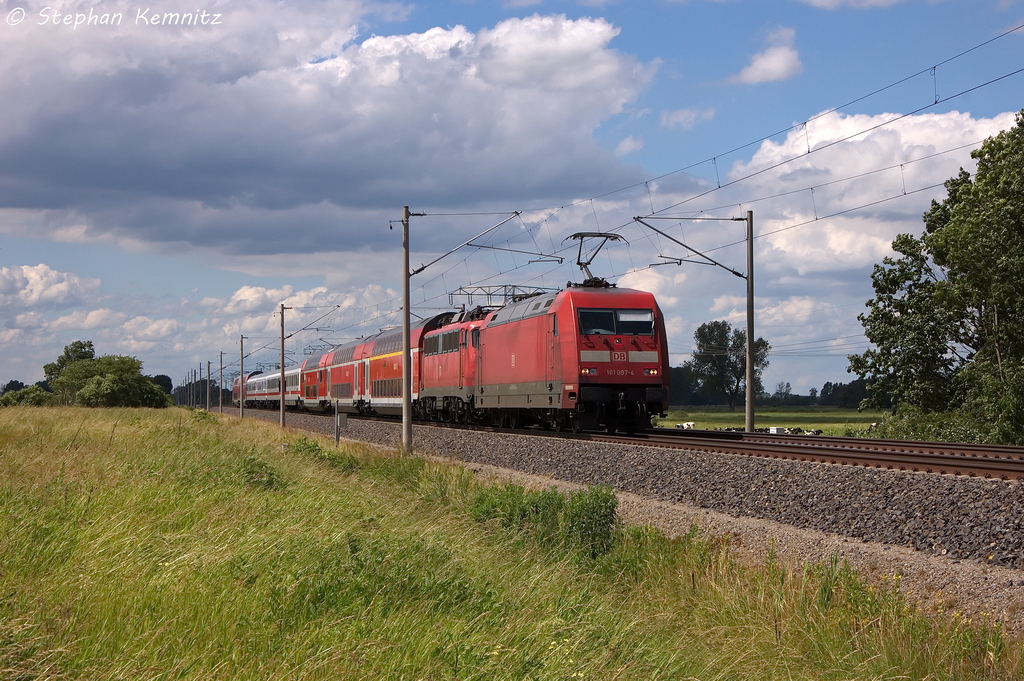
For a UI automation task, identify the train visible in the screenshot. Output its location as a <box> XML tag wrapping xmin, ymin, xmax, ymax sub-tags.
<box><xmin>233</xmin><ymin>279</ymin><xmax>671</xmax><ymax>433</ymax></box>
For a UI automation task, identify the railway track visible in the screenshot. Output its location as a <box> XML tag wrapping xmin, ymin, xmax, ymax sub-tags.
<box><xmin>265</xmin><ymin>408</ymin><xmax>1024</xmax><ymax>482</ymax></box>
<box><xmin>589</xmin><ymin>428</ymin><xmax>1024</xmax><ymax>480</ymax></box>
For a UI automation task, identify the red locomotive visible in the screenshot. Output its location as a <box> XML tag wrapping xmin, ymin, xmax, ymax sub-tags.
<box><xmin>234</xmin><ymin>280</ymin><xmax>670</xmax><ymax>433</ymax></box>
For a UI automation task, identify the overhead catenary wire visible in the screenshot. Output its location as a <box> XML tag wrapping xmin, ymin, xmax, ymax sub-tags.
<box><xmin>214</xmin><ymin>26</ymin><xmax>1024</xmax><ymax>372</ymax></box>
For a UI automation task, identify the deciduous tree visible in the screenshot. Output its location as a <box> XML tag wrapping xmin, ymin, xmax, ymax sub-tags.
<box><xmin>43</xmin><ymin>340</ymin><xmax>95</xmax><ymax>386</ymax></box>
<box><xmin>849</xmin><ymin>109</ymin><xmax>1024</xmax><ymax>442</ymax></box>
<box><xmin>685</xmin><ymin>320</ymin><xmax>770</xmax><ymax>411</ymax></box>
<box><xmin>44</xmin><ymin>342</ymin><xmax>172</xmax><ymax>408</ymax></box>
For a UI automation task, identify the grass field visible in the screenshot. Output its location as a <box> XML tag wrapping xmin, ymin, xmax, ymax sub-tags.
<box><xmin>1</xmin><ymin>406</ymin><xmax>1018</xmax><ymax>680</ymax></box>
<box><xmin>657</xmin><ymin>406</ymin><xmax>888</xmax><ymax>435</ymax></box>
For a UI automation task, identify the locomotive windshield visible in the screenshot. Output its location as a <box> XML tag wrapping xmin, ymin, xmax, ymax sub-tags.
<box><xmin>578</xmin><ymin>308</ymin><xmax>654</xmax><ymax>335</ymax></box>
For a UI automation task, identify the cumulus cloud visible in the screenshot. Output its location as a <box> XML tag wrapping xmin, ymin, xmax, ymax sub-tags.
<box><xmin>49</xmin><ymin>309</ymin><xmax>128</xmax><ymax>331</ymax></box>
<box><xmin>727</xmin><ymin>110</ymin><xmax>1017</xmax><ymax>215</ymax></box>
<box><xmin>729</xmin><ymin>27</ymin><xmax>802</xmax><ymax>85</ymax></box>
<box><xmin>707</xmin><ymin>109</ymin><xmax>1016</xmax><ymax>276</ymax></box>
<box><xmin>0</xmin><ymin>264</ymin><xmax>100</xmax><ymax>310</ymax></box>
<box><xmin>0</xmin><ymin>6</ymin><xmax>655</xmax><ymax>256</ymax></box>
<box><xmin>122</xmin><ymin>316</ymin><xmax>180</xmax><ymax>342</ymax></box>
<box><xmin>618</xmin><ymin>269</ymin><xmax>688</xmax><ymax>307</ymax></box>
<box><xmin>614</xmin><ymin>136</ymin><xmax>644</xmax><ymax>156</ymax></box>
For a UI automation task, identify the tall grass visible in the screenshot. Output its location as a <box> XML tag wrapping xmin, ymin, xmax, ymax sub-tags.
<box><xmin>0</xmin><ymin>406</ymin><xmax>1019</xmax><ymax>679</ymax></box>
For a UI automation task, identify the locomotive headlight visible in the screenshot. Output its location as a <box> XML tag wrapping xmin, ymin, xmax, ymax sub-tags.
<box><xmin>580</xmin><ymin>367</ymin><xmax>598</xmax><ymax>376</ymax></box>
<box><xmin>643</xmin><ymin>368</ymin><xmax>659</xmax><ymax>376</ymax></box>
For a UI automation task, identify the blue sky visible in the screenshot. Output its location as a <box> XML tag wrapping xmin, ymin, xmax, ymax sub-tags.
<box><xmin>1</xmin><ymin>0</ymin><xmax>1022</xmax><ymax>396</ymax></box>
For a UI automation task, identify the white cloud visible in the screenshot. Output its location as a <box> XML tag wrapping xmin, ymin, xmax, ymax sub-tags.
<box><xmin>122</xmin><ymin>316</ymin><xmax>180</xmax><ymax>342</ymax></box>
<box><xmin>618</xmin><ymin>268</ymin><xmax>688</xmax><ymax>307</ymax></box>
<box><xmin>729</xmin><ymin>27</ymin><xmax>802</xmax><ymax>85</ymax></box>
<box><xmin>14</xmin><ymin>312</ymin><xmax>47</xmax><ymax>330</ymax></box>
<box><xmin>761</xmin><ymin>214</ymin><xmax>897</xmax><ymax>276</ymax></box>
<box><xmin>0</xmin><ymin>9</ymin><xmax>654</xmax><ymax>255</ymax></box>
<box><xmin>220</xmin><ymin>285</ymin><xmax>298</xmax><ymax>315</ymax></box>
<box><xmin>0</xmin><ymin>264</ymin><xmax>101</xmax><ymax>310</ymax></box>
<box><xmin>49</xmin><ymin>309</ymin><xmax>127</xmax><ymax>331</ymax></box>
<box><xmin>660</xmin><ymin>108</ymin><xmax>715</xmax><ymax>131</ymax></box>
<box><xmin>703</xmin><ymin>110</ymin><xmax>1016</xmax><ymax>283</ymax></box>
<box><xmin>614</xmin><ymin>135</ymin><xmax>644</xmax><ymax>156</ymax></box>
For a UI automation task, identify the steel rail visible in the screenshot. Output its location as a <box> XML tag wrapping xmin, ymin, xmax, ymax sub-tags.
<box><xmin>241</xmin><ymin>408</ymin><xmax>1024</xmax><ymax>481</ymax></box>
<box><xmin>593</xmin><ymin>429</ymin><xmax>1024</xmax><ymax>480</ymax></box>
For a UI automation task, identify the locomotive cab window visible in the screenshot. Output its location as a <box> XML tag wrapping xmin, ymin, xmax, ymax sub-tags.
<box><xmin>578</xmin><ymin>308</ymin><xmax>654</xmax><ymax>336</ymax></box>
<box><xmin>616</xmin><ymin>309</ymin><xmax>655</xmax><ymax>335</ymax></box>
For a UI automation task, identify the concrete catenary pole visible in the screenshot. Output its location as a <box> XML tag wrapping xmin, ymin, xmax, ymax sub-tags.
<box><xmin>239</xmin><ymin>334</ymin><xmax>245</xmax><ymax>419</ymax></box>
<box><xmin>745</xmin><ymin>210</ymin><xmax>755</xmax><ymax>433</ymax></box>
<box><xmin>206</xmin><ymin>361</ymin><xmax>211</xmax><ymax>411</ymax></box>
<box><xmin>280</xmin><ymin>303</ymin><xmax>286</xmax><ymax>429</ymax></box>
<box><xmin>401</xmin><ymin>206</ymin><xmax>413</xmax><ymax>454</ymax></box>
<box><xmin>219</xmin><ymin>351</ymin><xmax>224</xmax><ymax>413</ymax></box>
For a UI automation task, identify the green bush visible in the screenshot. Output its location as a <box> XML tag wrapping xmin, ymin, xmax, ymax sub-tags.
<box><xmin>0</xmin><ymin>385</ymin><xmax>56</xmax><ymax>407</ymax></box>
<box><xmin>871</xmin><ymin>404</ymin><xmax>989</xmax><ymax>443</ymax></box>
<box><xmin>240</xmin><ymin>456</ymin><xmax>289</xmax><ymax>491</ymax></box>
<box><xmin>290</xmin><ymin>436</ymin><xmax>360</xmax><ymax>472</ymax></box>
<box><xmin>75</xmin><ymin>370</ymin><xmax>172</xmax><ymax>408</ymax></box>
<box><xmin>562</xmin><ymin>485</ymin><xmax>618</xmax><ymax>558</ymax></box>
<box><xmin>470</xmin><ymin>483</ymin><xmax>618</xmax><ymax>558</ymax></box>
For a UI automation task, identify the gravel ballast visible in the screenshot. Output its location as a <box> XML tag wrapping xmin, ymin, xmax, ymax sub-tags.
<box><xmin>245</xmin><ymin>410</ymin><xmax>1024</xmax><ymax>635</ymax></box>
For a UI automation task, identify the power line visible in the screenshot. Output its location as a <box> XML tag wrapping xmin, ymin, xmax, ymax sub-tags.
<box><xmin>511</xmin><ymin>21</ymin><xmax>1024</xmax><ymax>216</ymax></box>
<box><xmin>205</xmin><ymin>33</ymin><xmax>1024</xmax><ymax>373</ymax></box>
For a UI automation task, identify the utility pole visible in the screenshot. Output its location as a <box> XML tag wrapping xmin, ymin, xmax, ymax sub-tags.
<box><xmin>219</xmin><ymin>352</ymin><xmax>224</xmax><ymax>413</ymax></box>
<box><xmin>401</xmin><ymin>205</ymin><xmax>413</xmax><ymax>454</ymax></box>
<box><xmin>634</xmin><ymin>211</ymin><xmax>757</xmax><ymax>432</ymax></box>
<box><xmin>745</xmin><ymin>210</ymin><xmax>755</xmax><ymax>434</ymax></box>
<box><xmin>239</xmin><ymin>334</ymin><xmax>246</xmax><ymax>419</ymax></box>
<box><xmin>206</xmin><ymin>360</ymin><xmax>211</xmax><ymax>411</ymax></box>
<box><xmin>280</xmin><ymin>303</ymin><xmax>288</xmax><ymax>429</ymax></box>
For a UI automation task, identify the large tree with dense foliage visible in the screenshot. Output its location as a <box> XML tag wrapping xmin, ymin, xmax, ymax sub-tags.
<box><xmin>43</xmin><ymin>340</ymin><xmax>95</xmax><ymax>386</ymax></box>
<box><xmin>684</xmin><ymin>320</ymin><xmax>770</xmax><ymax>411</ymax></box>
<box><xmin>33</xmin><ymin>341</ymin><xmax>173</xmax><ymax>408</ymax></box>
<box><xmin>849</xmin><ymin>110</ymin><xmax>1024</xmax><ymax>442</ymax></box>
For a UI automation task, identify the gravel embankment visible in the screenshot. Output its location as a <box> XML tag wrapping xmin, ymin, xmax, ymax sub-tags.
<box><xmin>244</xmin><ymin>410</ymin><xmax>1024</xmax><ymax>635</ymax></box>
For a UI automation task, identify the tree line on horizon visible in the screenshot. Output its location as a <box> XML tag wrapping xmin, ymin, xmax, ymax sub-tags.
<box><xmin>666</xmin><ymin>328</ymin><xmax>871</xmax><ymax>410</ymax></box>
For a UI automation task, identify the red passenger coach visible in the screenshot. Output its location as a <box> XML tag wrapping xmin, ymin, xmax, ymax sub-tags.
<box><xmin>294</xmin><ymin>314</ymin><xmax>454</xmax><ymax>415</ymax></box>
